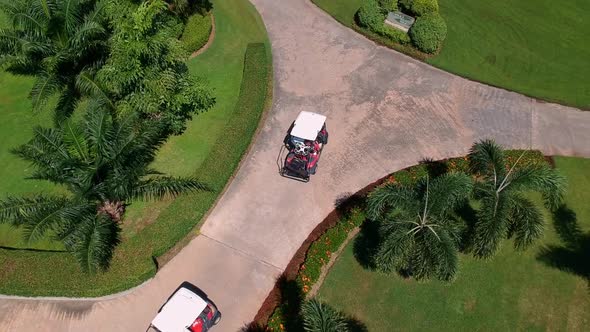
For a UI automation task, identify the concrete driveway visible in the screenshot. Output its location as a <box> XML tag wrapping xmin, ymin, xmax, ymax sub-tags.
<box><xmin>1</xmin><ymin>0</ymin><xmax>589</xmax><ymax>331</ymax></box>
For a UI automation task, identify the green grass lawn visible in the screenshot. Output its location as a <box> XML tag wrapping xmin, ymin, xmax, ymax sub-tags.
<box><xmin>312</xmin><ymin>0</ymin><xmax>590</xmax><ymax>109</ymax></box>
<box><xmin>318</xmin><ymin>156</ymin><xmax>590</xmax><ymax>331</ymax></box>
<box><xmin>0</xmin><ymin>0</ymin><xmax>271</xmax><ymax>296</ymax></box>
<box><xmin>430</xmin><ymin>0</ymin><xmax>590</xmax><ymax>109</ymax></box>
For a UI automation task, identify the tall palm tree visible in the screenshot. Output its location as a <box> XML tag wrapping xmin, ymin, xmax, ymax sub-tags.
<box><xmin>301</xmin><ymin>298</ymin><xmax>349</xmax><ymax>332</ymax></box>
<box><xmin>0</xmin><ymin>0</ymin><xmax>109</xmax><ymax>123</ymax></box>
<box><xmin>367</xmin><ymin>173</ymin><xmax>473</xmax><ymax>281</ymax></box>
<box><xmin>469</xmin><ymin>139</ymin><xmax>566</xmax><ymax>258</ymax></box>
<box><xmin>0</xmin><ymin>109</ymin><xmax>207</xmax><ymax>272</ymax></box>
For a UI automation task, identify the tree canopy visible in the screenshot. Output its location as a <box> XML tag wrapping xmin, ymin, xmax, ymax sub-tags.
<box><xmin>0</xmin><ymin>0</ymin><xmax>110</xmax><ymax>123</ymax></box>
<box><xmin>367</xmin><ymin>173</ymin><xmax>473</xmax><ymax>281</ymax></box>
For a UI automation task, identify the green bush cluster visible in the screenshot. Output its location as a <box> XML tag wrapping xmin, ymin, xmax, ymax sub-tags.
<box><xmin>411</xmin><ymin>0</ymin><xmax>438</xmax><ymax>16</ymax></box>
<box><xmin>180</xmin><ymin>13</ymin><xmax>213</xmax><ymax>53</ymax></box>
<box><xmin>355</xmin><ymin>0</ymin><xmax>447</xmax><ymax>54</ymax></box>
<box><xmin>378</xmin><ymin>0</ymin><xmax>398</xmax><ymax>12</ymax></box>
<box><xmin>409</xmin><ymin>14</ymin><xmax>447</xmax><ymax>53</ymax></box>
<box><xmin>381</xmin><ymin>24</ymin><xmax>411</xmax><ymax>44</ymax></box>
<box><xmin>356</xmin><ymin>0</ymin><xmax>385</xmax><ymax>32</ymax></box>
<box><xmin>357</xmin><ymin>0</ymin><xmax>411</xmax><ymax>45</ymax></box>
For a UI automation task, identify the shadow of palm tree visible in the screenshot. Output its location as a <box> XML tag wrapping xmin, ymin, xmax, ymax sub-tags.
<box><xmin>276</xmin><ymin>276</ymin><xmax>305</xmax><ymax>331</ymax></box>
<box><xmin>420</xmin><ymin>158</ymin><xmax>449</xmax><ymax>178</ymax></box>
<box><xmin>346</xmin><ymin>316</ymin><xmax>369</xmax><ymax>332</ymax></box>
<box><xmin>537</xmin><ymin>205</ymin><xmax>590</xmax><ymax>287</ymax></box>
<box><xmin>353</xmin><ymin>219</ymin><xmax>380</xmax><ymax>270</ymax></box>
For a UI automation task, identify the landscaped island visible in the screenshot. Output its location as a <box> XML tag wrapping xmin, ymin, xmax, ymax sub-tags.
<box><xmin>0</xmin><ymin>0</ymin><xmax>272</xmax><ymax>297</ymax></box>
<box><xmin>259</xmin><ymin>142</ymin><xmax>589</xmax><ymax>331</ymax></box>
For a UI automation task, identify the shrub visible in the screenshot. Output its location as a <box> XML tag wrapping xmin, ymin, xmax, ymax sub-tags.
<box><xmin>180</xmin><ymin>13</ymin><xmax>212</xmax><ymax>52</ymax></box>
<box><xmin>380</xmin><ymin>24</ymin><xmax>411</xmax><ymax>44</ymax></box>
<box><xmin>409</xmin><ymin>14</ymin><xmax>447</xmax><ymax>54</ymax></box>
<box><xmin>411</xmin><ymin>0</ymin><xmax>439</xmax><ymax>16</ymax></box>
<box><xmin>398</xmin><ymin>0</ymin><xmax>413</xmax><ymax>12</ymax></box>
<box><xmin>378</xmin><ymin>0</ymin><xmax>398</xmax><ymax>12</ymax></box>
<box><xmin>356</xmin><ymin>0</ymin><xmax>385</xmax><ymax>32</ymax></box>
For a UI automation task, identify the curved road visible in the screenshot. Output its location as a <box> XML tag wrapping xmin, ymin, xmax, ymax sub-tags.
<box><xmin>1</xmin><ymin>0</ymin><xmax>589</xmax><ymax>331</ymax></box>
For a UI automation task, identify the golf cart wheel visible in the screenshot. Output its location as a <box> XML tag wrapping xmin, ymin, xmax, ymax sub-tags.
<box><xmin>213</xmin><ymin>312</ymin><xmax>222</xmax><ymax>325</ymax></box>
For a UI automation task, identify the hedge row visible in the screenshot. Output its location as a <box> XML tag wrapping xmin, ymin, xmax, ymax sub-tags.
<box><xmin>180</xmin><ymin>13</ymin><xmax>213</xmax><ymax>53</ymax></box>
<box><xmin>356</xmin><ymin>0</ymin><xmax>447</xmax><ymax>54</ymax></box>
<box><xmin>262</xmin><ymin>150</ymin><xmax>547</xmax><ymax>331</ymax></box>
<box><xmin>0</xmin><ymin>43</ymin><xmax>271</xmax><ymax>297</ymax></box>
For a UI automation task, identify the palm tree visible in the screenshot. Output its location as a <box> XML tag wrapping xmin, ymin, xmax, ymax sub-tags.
<box><xmin>0</xmin><ymin>0</ymin><xmax>109</xmax><ymax>123</ymax></box>
<box><xmin>469</xmin><ymin>139</ymin><xmax>566</xmax><ymax>258</ymax></box>
<box><xmin>367</xmin><ymin>173</ymin><xmax>473</xmax><ymax>281</ymax></box>
<box><xmin>0</xmin><ymin>109</ymin><xmax>207</xmax><ymax>272</ymax></box>
<box><xmin>302</xmin><ymin>298</ymin><xmax>349</xmax><ymax>332</ymax></box>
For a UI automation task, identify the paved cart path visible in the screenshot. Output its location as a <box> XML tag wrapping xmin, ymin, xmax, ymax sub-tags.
<box><xmin>2</xmin><ymin>0</ymin><xmax>589</xmax><ymax>331</ymax></box>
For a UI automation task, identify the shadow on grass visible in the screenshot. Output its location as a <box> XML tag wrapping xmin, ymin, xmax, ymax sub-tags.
<box><xmin>346</xmin><ymin>316</ymin><xmax>369</xmax><ymax>332</ymax></box>
<box><xmin>353</xmin><ymin>219</ymin><xmax>379</xmax><ymax>270</ymax></box>
<box><xmin>537</xmin><ymin>205</ymin><xmax>590</xmax><ymax>287</ymax></box>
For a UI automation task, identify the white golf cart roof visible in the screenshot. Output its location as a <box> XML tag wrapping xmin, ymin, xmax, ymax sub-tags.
<box><xmin>151</xmin><ymin>287</ymin><xmax>207</xmax><ymax>332</ymax></box>
<box><xmin>290</xmin><ymin>111</ymin><xmax>327</xmax><ymax>141</ymax></box>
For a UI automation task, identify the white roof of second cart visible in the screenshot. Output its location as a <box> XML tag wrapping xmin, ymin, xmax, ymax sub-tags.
<box><xmin>151</xmin><ymin>287</ymin><xmax>207</xmax><ymax>332</ymax></box>
<box><xmin>291</xmin><ymin>111</ymin><xmax>327</xmax><ymax>140</ymax></box>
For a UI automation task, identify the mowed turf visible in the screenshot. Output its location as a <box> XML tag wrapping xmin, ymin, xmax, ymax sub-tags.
<box><xmin>318</xmin><ymin>157</ymin><xmax>590</xmax><ymax>331</ymax></box>
<box><xmin>430</xmin><ymin>0</ymin><xmax>590</xmax><ymax>108</ymax></box>
<box><xmin>312</xmin><ymin>0</ymin><xmax>590</xmax><ymax>109</ymax></box>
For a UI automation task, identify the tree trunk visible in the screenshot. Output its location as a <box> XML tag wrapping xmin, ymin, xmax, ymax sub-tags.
<box><xmin>98</xmin><ymin>200</ymin><xmax>126</xmax><ymax>223</ymax></box>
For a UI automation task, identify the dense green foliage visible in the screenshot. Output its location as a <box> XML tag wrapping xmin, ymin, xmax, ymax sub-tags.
<box><xmin>381</xmin><ymin>24</ymin><xmax>411</xmax><ymax>44</ymax></box>
<box><xmin>409</xmin><ymin>13</ymin><xmax>447</xmax><ymax>53</ymax></box>
<box><xmin>166</xmin><ymin>0</ymin><xmax>212</xmax><ymax>18</ymax></box>
<box><xmin>319</xmin><ymin>157</ymin><xmax>590</xmax><ymax>331</ymax></box>
<box><xmin>429</xmin><ymin>0</ymin><xmax>590</xmax><ymax>108</ymax></box>
<box><xmin>367</xmin><ymin>173</ymin><xmax>472</xmax><ymax>281</ymax></box>
<box><xmin>0</xmin><ymin>0</ymin><xmax>271</xmax><ymax>295</ymax></box>
<box><xmin>180</xmin><ymin>13</ymin><xmax>212</xmax><ymax>52</ymax></box>
<box><xmin>356</xmin><ymin>0</ymin><xmax>383</xmax><ymax>32</ymax></box>
<box><xmin>411</xmin><ymin>0</ymin><xmax>438</xmax><ymax>16</ymax></box>
<box><xmin>96</xmin><ymin>0</ymin><xmax>214</xmax><ymax>136</ymax></box>
<box><xmin>0</xmin><ymin>0</ymin><xmax>109</xmax><ymax>123</ymax></box>
<box><xmin>469</xmin><ymin>140</ymin><xmax>566</xmax><ymax>258</ymax></box>
<box><xmin>378</xmin><ymin>0</ymin><xmax>398</xmax><ymax>12</ymax></box>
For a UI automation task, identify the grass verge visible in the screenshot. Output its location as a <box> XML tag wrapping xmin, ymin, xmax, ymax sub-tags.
<box><xmin>0</xmin><ymin>0</ymin><xmax>272</xmax><ymax>297</ymax></box>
